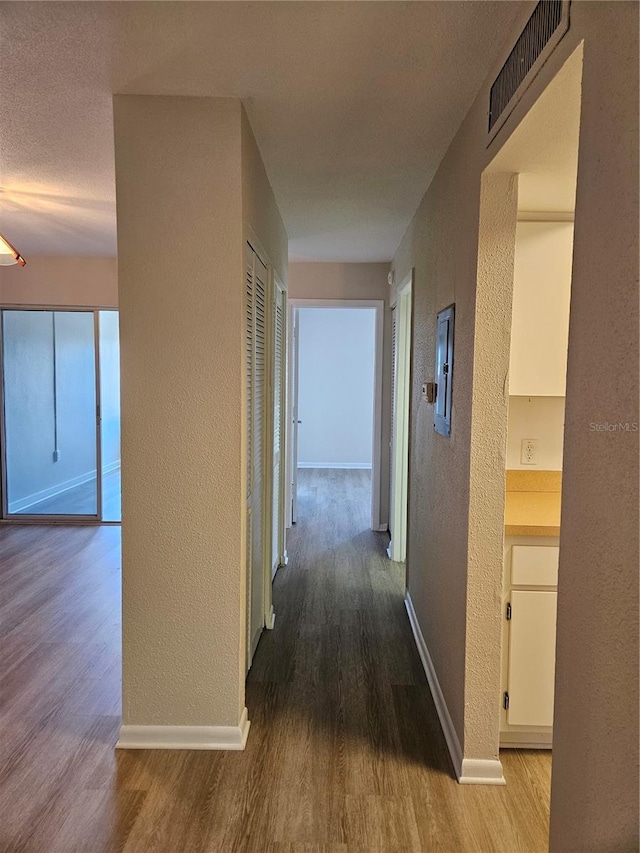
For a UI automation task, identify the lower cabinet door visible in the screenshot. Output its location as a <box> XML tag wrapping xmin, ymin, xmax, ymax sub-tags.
<box><xmin>507</xmin><ymin>590</ymin><xmax>558</xmax><ymax>727</ymax></box>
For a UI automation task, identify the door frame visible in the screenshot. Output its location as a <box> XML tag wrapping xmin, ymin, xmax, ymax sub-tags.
<box><xmin>0</xmin><ymin>305</ymin><xmax>118</xmax><ymax>525</ymax></box>
<box><xmin>286</xmin><ymin>298</ymin><xmax>385</xmax><ymax>533</ymax></box>
<box><xmin>270</xmin><ymin>274</ymin><xmax>288</xmax><ymax>578</ymax></box>
<box><xmin>388</xmin><ymin>272</ymin><xmax>413</xmax><ymax>562</ymax></box>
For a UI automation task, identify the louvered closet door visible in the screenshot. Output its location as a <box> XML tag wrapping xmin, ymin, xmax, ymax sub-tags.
<box><xmin>250</xmin><ymin>250</ymin><xmax>268</xmax><ymax>657</ymax></box>
<box><xmin>271</xmin><ymin>285</ymin><xmax>285</xmax><ymax>576</ymax></box>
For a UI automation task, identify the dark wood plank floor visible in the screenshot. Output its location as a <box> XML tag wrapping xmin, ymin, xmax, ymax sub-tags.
<box><xmin>0</xmin><ymin>469</ymin><xmax>551</xmax><ymax>852</ymax></box>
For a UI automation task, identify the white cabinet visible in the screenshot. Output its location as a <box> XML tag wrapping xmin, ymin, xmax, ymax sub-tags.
<box><xmin>501</xmin><ymin>537</ymin><xmax>559</xmax><ymax>748</ymax></box>
<box><xmin>507</xmin><ymin>590</ymin><xmax>557</xmax><ymax>727</ymax></box>
<box><xmin>509</xmin><ymin>221</ymin><xmax>573</xmax><ymax>396</ymax></box>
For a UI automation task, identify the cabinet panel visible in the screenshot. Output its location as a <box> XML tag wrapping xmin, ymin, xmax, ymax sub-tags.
<box><xmin>512</xmin><ymin>545</ymin><xmax>559</xmax><ymax>586</ymax></box>
<box><xmin>507</xmin><ymin>590</ymin><xmax>557</xmax><ymax>727</ymax></box>
<box><xmin>509</xmin><ymin>222</ymin><xmax>573</xmax><ymax>396</ymax></box>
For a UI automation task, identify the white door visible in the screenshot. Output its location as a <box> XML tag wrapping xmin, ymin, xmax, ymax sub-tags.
<box><xmin>507</xmin><ymin>589</ymin><xmax>558</xmax><ymax>727</ymax></box>
<box><xmin>271</xmin><ymin>282</ymin><xmax>286</xmax><ymax>578</ymax></box>
<box><xmin>246</xmin><ymin>244</ymin><xmax>269</xmax><ymax>667</ymax></box>
<box><xmin>290</xmin><ymin>307</ymin><xmax>300</xmax><ymax>524</ymax></box>
<box><xmin>388</xmin><ymin>279</ymin><xmax>412</xmax><ymax>562</ymax></box>
<box><xmin>388</xmin><ymin>307</ymin><xmax>398</xmax><ymax>548</ymax></box>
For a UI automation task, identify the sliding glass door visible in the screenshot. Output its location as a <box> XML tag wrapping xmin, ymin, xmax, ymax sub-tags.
<box><xmin>0</xmin><ymin>308</ymin><xmax>121</xmax><ymax>522</ymax></box>
<box><xmin>98</xmin><ymin>311</ymin><xmax>121</xmax><ymax>522</ymax></box>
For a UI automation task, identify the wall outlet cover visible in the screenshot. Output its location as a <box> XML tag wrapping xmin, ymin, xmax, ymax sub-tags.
<box><xmin>521</xmin><ymin>438</ymin><xmax>538</xmax><ymax>465</ymax></box>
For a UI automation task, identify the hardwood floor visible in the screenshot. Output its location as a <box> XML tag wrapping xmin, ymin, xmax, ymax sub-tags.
<box><xmin>0</xmin><ymin>469</ymin><xmax>551</xmax><ymax>852</ymax></box>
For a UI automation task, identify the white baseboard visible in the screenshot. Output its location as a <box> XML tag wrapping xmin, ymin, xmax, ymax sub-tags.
<box><xmin>404</xmin><ymin>592</ymin><xmax>506</xmax><ymax>786</ymax></box>
<box><xmin>459</xmin><ymin>758</ymin><xmax>506</xmax><ymax>785</ymax></box>
<box><xmin>266</xmin><ymin>605</ymin><xmax>276</xmax><ymax>630</ymax></box>
<box><xmin>373</xmin><ymin>523</ymin><xmax>388</xmax><ymax>533</ymax></box>
<box><xmin>297</xmin><ymin>462</ymin><xmax>372</xmax><ymax>470</ymax></box>
<box><xmin>9</xmin><ymin>468</ymin><xmax>97</xmax><ymax>514</ymax></box>
<box><xmin>116</xmin><ymin>707</ymin><xmax>250</xmax><ymax>751</ymax></box>
<box><xmin>103</xmin><ymin>460</ymin><xmax>121</xmax><ymax>475</ymax></box>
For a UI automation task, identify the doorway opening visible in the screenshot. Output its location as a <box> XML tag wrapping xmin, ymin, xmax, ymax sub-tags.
<box><xmin>471</xmin><ymin>41</ymin><xmax>583</xmax><ymax>787</ymax></box>
<box><xmin>0</xmin><ymin>308</ymin><xmax>121</xmax><ymax>523</ymax></box>
<box><xmin>287</xmin><ymin>300</ymin><xmax>384</xmax><ymax>534</ymax></box>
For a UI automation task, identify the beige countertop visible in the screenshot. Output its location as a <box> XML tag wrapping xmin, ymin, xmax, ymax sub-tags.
<box><xmin>505</xmin><ymin>470</ymin><xmax>562</xmax><ymax>537</ymax></box>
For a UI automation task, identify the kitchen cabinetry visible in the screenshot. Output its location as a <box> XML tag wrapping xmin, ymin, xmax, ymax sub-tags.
<box><xmin>501</xmin><ymin>537</ymin><xmax>559</xmax><ymax>748</ymax></box>
<box><xmin>509</xmin><ymin>221</ymin><xmax>573</xmax><ymax>396</ymax></box>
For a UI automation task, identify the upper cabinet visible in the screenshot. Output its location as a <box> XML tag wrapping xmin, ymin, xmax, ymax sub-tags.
<box><xmin>509</xmin><ymin>221</ymin><xmax>573</xmax><ymax>396</ymax></box>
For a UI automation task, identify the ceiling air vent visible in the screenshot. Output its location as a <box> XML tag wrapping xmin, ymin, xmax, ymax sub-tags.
<box><xmin>488</xmin><ymin>0</ymin><xmax>570</xmax><ymax>141</ymax></box>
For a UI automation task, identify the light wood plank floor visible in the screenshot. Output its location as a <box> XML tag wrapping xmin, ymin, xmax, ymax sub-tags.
<box><xmin>0</xmin><ymin>469</ymin><xmax>551</xmax><ymax>852</ymax></box>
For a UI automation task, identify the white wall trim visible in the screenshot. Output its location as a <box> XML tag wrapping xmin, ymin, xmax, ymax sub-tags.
<box><xmin>116</xmin><ymin>707</ymin><xmax>251</xmax><ymax>751</ymax></box>
<box><xmin>297</xmin><ymin>462</ymin><xmax>372</xmax><ymax>470</ymax></box>
<box><xmin>404</xmin><ymin>592</ymin><xmax>506</xmax><ymax>786</ymax></box>
<box><xmin>102</xmin><ymin>459</ymin><xmax>121</xmax><ymax>475</ymax></box>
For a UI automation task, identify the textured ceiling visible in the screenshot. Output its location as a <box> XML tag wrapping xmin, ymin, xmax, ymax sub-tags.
<box><xmin>0</xmin><ymin>1</ymin><xmax>526</xmax><ymax>261</ymax></box>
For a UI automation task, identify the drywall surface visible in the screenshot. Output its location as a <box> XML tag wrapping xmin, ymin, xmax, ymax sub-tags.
<box><xmin>289</xmin><ymin>262</ymin><xmax>392</xmax><ymax>526</ymax></box>
<box><xmin>507</xmin><ymin>396</ymin><xmax>565</xmax><ymax>470</ymax></box>
<box><xmin>510</xmin><ymin>221</ymin><xmax>573</xmax><ymax>396</ymax></box>
<box><xmin>297</xmin><ymin>308</ymin><xmax>375</xmax><ymax>467</ymax></box>
<box><xmin>114</xmin><ymin>95</ymin><xmax>246</xmax><ymax>729</ymax></box>
<box><xmin>0</xmin><ymin>256</ymin><xmax>118</xmax><ymax>307</ymax></box>
<box><xmin>392</xmin><ymin>2</ymin><xmax>638</xmax><ymax>837</ymax></box>
<box><xmin>548</xmin><ymin>6</ymin><xmax>639</xmax><ymax>851</ymax></box>
<box><xmin>241</xmin><ymin>106</ymin><xmax>288</xmax><ymax>285</ymax></box>
<box><xmin>466</xmin><ymin>172</ymin><xmax>518</xmax><ymax>765</ymax></box>
<box><xmin>289</xmin><ymin>262</ymin><xmax>389</xmax><ymax>302</ymax></box>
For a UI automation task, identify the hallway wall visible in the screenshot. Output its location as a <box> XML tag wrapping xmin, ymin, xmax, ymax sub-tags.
<box><xmin>0</xmin><ymin>256</ymin><xmax>118</xmax><ymax>308</ymax></box>
<box><xmin>289</xmin><ymin>262</ymin><xmax>392</xmax><ymax>527</ymax></box>
<box><xmin>115</xmin><ymin>95</ymin><xmax>287</xmax><ymax>739</ymax></box>
<box><xmin>392</xmin><ymin>2</ymin><xmax>638</xmax><ymax>846</ymax></box>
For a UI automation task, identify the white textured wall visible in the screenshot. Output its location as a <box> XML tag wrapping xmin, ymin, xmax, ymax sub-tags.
<box><xmin>297</xmin><ymin>308</ymin><xmax>375</xmax><ymax>467</ymax></box>
<box><xmin>392</xmin><ymin>2</ymin><xmax>638</xmax><ymax>839</ymax></box>
<box><xmin>0</xmin><ymin>256</ymin><xmax>117</xmax><ymax>307</ymax></box>
<box><xmin>466</xmin><ymin>172</ymin><xmax>519</xmax><ymax>764</ymax></box>
<box><xmin>507</xmin><ymin>396</ymin><xmax>565</xmax><ymax>471</ymax></box>
<box><xmin>288</xmin><ymin>263</ymin><xmax>392</xmax><ymax>525</ymax></box>
<box><xmin>241</xmin><ymin>107</ymin><xmax>288</xmax><ymax>285</ymax></box>
<box><xmin>548</xmin><ymin>5</ymin><xmax>639</xmax><ymax>850</ymax></box>
<box><xmin>114</xmin><ymin>95</ymin><xmax>246</xmax><ymax>728</ymax></box>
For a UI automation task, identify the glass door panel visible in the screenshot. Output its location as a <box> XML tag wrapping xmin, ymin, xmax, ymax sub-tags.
<box><xmin>2</xmin><ymin>310</ymin><xmax>99</xmax><ymax>517</ymax></box>
<box><xmin>99</xmin><ymin>311</ymin><xmax>121</xmax><ymax>522</ymax></box>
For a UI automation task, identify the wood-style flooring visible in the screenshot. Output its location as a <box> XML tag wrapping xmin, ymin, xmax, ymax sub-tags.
<box><xmin>0</xmin><ymin>468</ymin><xmax>551</xmax><ymax>852</ymax></box>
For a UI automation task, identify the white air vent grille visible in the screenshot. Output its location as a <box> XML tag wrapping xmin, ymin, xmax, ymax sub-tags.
<box><xmin>489</xmin><ymin>0</ymin><xmax>569</xmax><ymax>139</ymax></box>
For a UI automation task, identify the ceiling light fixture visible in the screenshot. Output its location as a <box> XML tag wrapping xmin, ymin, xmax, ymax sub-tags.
<box><xmin>0</xmin><ymin>233</ymin><xmax>26</xmax><ymax>266</ymax></box>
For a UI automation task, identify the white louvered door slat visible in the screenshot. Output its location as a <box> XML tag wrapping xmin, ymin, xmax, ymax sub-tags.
<box><xmin>246</xmin><ymin>253</ymin><xmax>254</xmax><ymax>497</ymax></box>
<box><xmin>250</xmin><ymin>251</ymin><xmax>268</xmax><ymax>658</ymax></box>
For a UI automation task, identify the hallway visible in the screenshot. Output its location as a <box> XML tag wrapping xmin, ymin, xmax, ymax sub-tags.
<box><xmin>0</xmin><ymin>470</ymin><xmax>551</xmax><ymax>852</ymax></box>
